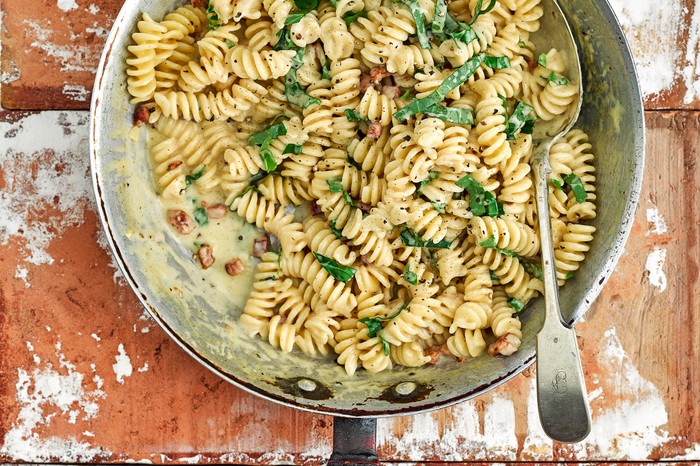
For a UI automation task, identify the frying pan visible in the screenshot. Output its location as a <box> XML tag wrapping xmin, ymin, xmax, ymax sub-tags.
<box><xmin>90</xmin><ymin>0</ymin><xmax>644</xmax><ymax>460</ymax></box>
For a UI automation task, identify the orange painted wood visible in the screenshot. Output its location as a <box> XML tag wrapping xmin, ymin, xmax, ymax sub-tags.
<box><xmin>0</xmin><ymin>110</ymin><xmax>698</xmax><ymax>462</ymax></box>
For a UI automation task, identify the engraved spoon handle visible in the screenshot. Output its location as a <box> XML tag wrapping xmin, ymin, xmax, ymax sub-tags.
<box><xmin>533</xmin><ymin>142</ymin><xmax>591</xmax><ymax>443</ymax></box>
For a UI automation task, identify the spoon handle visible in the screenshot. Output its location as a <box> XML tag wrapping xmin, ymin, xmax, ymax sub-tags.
<box><xmin>532</xmin><ymin>143</ymin><xmax>591</xmax><ymax>443</ymax></box>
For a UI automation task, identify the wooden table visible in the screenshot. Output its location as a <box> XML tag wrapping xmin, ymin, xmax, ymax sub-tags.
<box><xmin>0</xmin><ymin>0</ymin><xmax>698</xmax><ymax>462</ymax></box>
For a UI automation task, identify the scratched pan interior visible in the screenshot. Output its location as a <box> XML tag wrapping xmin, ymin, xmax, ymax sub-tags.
<box><xmin>90</xmin><ymin>0</ymin><xmax>644</xmax><ymax>416</ymax></box>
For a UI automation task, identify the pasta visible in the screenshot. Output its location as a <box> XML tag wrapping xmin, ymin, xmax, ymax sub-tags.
<box><xmin>127</xmin><ymin>0</ymin><xmax>597</xmax><ymax>375</ymax></box>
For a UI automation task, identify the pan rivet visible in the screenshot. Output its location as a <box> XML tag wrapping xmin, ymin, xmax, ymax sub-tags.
<box><xmin>297</xmin><ymin>379</ymin><xmax>317</xmax><ymax>392</ymax></box>
<box><xmin>395</xmin><ymin>382</ymin><xmax>416</xmax><ymax>395</ymax></box>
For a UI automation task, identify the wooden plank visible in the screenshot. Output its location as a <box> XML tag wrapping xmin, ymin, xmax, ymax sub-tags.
<box><xmin>1</xmin><ymin>0</ymin><xmax>699</xmax><ymax>110</ymax></box>
<box><xmin>0</xmin><ymin>109</ymin><xmax>698</xmax><ymax>462</ymax></box>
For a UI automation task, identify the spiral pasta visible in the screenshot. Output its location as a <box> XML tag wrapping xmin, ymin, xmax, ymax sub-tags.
<box><xmin>131</xmin><ymin>0</ymin><xmax>596</xmax><ymax>375</ymax></box>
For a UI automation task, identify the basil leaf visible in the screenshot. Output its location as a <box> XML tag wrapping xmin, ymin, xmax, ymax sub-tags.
<box><xmin>257</xmin><ymin>148</ymin><xmax>276</xmax><ymax>172</ymax></box>
<box><xmin>329</xmin><ymin>0</ymin><xmax>337</xmax><ymax>5</ymax></box>
<box><xmin>430</xmin><ymin>201</ymin><xmax>446</xmax><ymax>213</ymax></box>
<box><xmin>548</xmin><ymin>72</ymin><xmax>570</xmax><ymax>85</ymax></box>
<box><xmin>489</xmin><ymin>270</ymin><xmax>499</xmax><ymax>281</ymax></box>
<box><xmin>206</xmin><ymin>4</ymin><xmax>221</xmax><ymax>30</ymax></box>
<box><xmin>359</xmin><ymin>317</ymin><xmax>383</xmax><ymax>337</ymax></box>
<box><xmin>343</xmin><ymin>9</ymin><xmax>368</xmax><ymax>26</ymax></box>
<box><xmin>285</xmin><ymin>48</ymin><xmax>322</xmax><ymax>109</ymax></box>
<box><xmin>447</xmin><ymin>26</ymin><xmax>478</xmax><ymax>46</ymax></box>
<box><xmin>293</xmin><ymin>0</ymin><xmax>318</xmax><ymax>11</ymax></box>
<box><xmin>404</xmin><ymin>264</ymin><xmax>418</xmax><ymax>285</ymax></box>
<box><xmin>380</xmin><ymin>336</ymin><xmax>391</xmax><ymax>355</ymax></box>
<box><xmin>329</xmin><ymin>219</ymin><xmax>343</xmax><ymax>239</ymax></box>
<box><xmin>225</xmin><ymin>40</ymin><xmax>235</xmax><ymax>48</ymax></box>
<box><xmin>518</xmin><ymin>38</ymin><xmax>527</xmax><ymax>47</ymax></box>
<box><xmin>432</xmin><ymin>0</ymin><xmax>447</xmax><ymax>34</ymax></box>
<box><xmin>249</xmin><ymin>170</ymin><xmax>268</xmax><ymax>185</ymax></box>
<box><xmin>538</xmin><ymin>53</ymin><xmax>547</xmax><ymax>67</ymax></box>
<box><xmin>185</xmin><ymin>166</ymin><xmax>205</xmax><ymax>187</ymax></box>
<box><xmin>344</xmin><ymin>108</ymin><xmax>370</xmax><ymax>124</ymax></box>
<box><xmin>563</xmin><ymin>173</ymin><xmax>587</xmax><ymax>203</ymax></box>
<box><xmin>313</xmin><ymin>252</ymin><xmax>357</xmax><ymax>283</ymax></box>
<box><xmin>273</xmin><ymin>27</ymin><xmax>295</xmax><ymax>50</ymax></box>
<box><xmin>456</xmin><ymin>173</ymin><xmax>502</xmax><ymax>217</ymax></box>
<box><xmin>193</xmin><ymin>206</ymin><xmax>208</xmax><ymax>226</ymax></box>
<box><xmin>249</xmin><ymin>121</ymin><xmax>288</xmax><ymax>146</ymax></box>
<box><xmin>504</xmin><ymin>100</ymin><xmax>535</xmax><ymax>141</ymax></box>
<box><xmin>550</xmin><ymin>178</ymin><xmax>563</xmax><ymax>189</ymax></box>
<box><xmin>321</xmin><ymin>59</ymin><xmax>332</xmax><ymax>80</ymax></box>
<box><xmin>394</xmin><ymin>54</ymin><xmax>484</xmax><ymax>121</ymax></box>
<box><xmin>467</xmin><ymin>0</ymin><xmax>496</xmax><ymax>25</ymax></box>
<box><xmin>417</xmin><ymin>171</ymin><xmax>438</xmax><ymax>191</ymax></box>
<box><xmin>342</xmin><ymin>191</ymin><xmax>356</xmax><ymax>206</ymax></box>
<box><xmin>484</xmin><ymin>55</ymin><xmax>510</xmax><ymax>70</ymax></box>
<box><xmin>522</xmin><ymin>261</ymin><xmax>543</xmax><ymax>281</ymax></box>
<box><xmin>566</xmin><ymin>271</ymin><xmax>575</xmax><ymax>280</ymax></box>
<box><xmin>479</xmin><ymin>235</ymin><xmax>519</xmax><ymax>257</ymax></box>
<box><xmin>283</xmin><ymin>143</ymin><xmax>303</xmax><ymax>155</ymax></box>
<box><xmin>520</xmin><ymin>118</ymin><xmax>535</xmax><ymax>134</ymax></box>
<box><xmin>327</xmin><ymin>178</ymin><xmax>344</xmax><ymax>193</ymax></box>
<box><xmin>422</xmin><ymin>103</ymin><xmax>475</xmax><ymax>125</ymax></box>
<box><xmin>400</xmin><ymin>89</ymin><xmax>413</xmax><ymax>100</ymax></box>
<box><xmin>393</xmin><ymin>0</ymin><xmax>431</xmax><ymax>49</ymax></box>
<box><xmin>400</xmin><ymin>228</ymin><xmax>452</xmax><ymax>248</ymax></box>
<box><xmin>285</xmin><ymin>12</ymin><xmax>309</xmax><ymax>25</ymax></box>
<box><xmin>508</xmin><ymin>297</ymin><xmax>525</xmax><ymax>313</ymax></box>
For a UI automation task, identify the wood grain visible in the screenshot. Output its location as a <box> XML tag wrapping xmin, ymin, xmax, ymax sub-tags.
<box><xmin>0</xmin><ymin>109</ymin><xmax>697</xmax><ymax>462</ymax></box>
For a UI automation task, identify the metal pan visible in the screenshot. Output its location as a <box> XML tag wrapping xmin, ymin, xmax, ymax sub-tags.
<box><xmin>90</xmin><ymin>0</ymin><xmax>644</xmax><ymax>455</ymax></box>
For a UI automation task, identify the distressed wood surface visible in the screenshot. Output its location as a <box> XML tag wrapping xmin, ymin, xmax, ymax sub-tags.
<box><xmin>0</xmin><ymin>0</ymin><xmax>699</xmax><ymax>109</ymax></box>
<box><xmin>0</xmin><ymin>110</ymin><xmax>698</xmax><ymax>462</ymax></box>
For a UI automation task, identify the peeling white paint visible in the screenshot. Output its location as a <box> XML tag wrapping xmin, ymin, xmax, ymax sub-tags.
<box><xmin>521</xmin><ymin>377</ymin><xmax>554</xmax><ymax>460</ymax></box>
<box><xmin>112</xmin><ymin>343</ymin><xmax>133</xmax><ymax>384</ymax></box>
<box><xmin>608</xmin><ymin>0</ymin><xmax>684</xmax><ymax>99</ymax></box>
<box><xmin>0</xmin><ymin>112</ymin><xmax>91</xmax><ymax>265</ymax></box>
<box><xmin>87</xmin><ymin>4</ymin><xmax>100</xmax><ymax>14</ymax></box>
<box><xmin>57</xmin><ymin>0</ymin><xmax>78</xmax><ymax>12</ymax></box>
<box><xmin>15</xmin><ymin>265</ymin><xmax>30</xmax><ymax>287</ymax></box>
<box><xmin>670</xmin><ymin>443</ymin><xmax>700</xmax><ymax>460</ymax></box>
<box><xmin>137</xmin><ymin>362</ymin><xmax>149</xmax><ymax>373</ymax></box>
<box><xmin>22</xmin><ymin>20</ymin><xmax>99</xmax><ymax>73</ymax></box>
<box><xmin>645</xmin><ymin>247</ymin><xmax>668</xmax><ymax>292</ymax></box>
<box><xmin>91</xmin><ymin>333</ymin><xmax>101</xmax><ymax>342</ymax></box>
<box><xmin>573</xmin><ymin>327</ymin><xmax>670</xmax><ymax>459</ymax></box>
<box><xmin>62</xmin><ymin>84</ymin><xmax>90</xmax><ymax>102</ymax></box>
<box><xmin>588</xmin><ymin>386</ymin><xmax>604</xmax><ymax>402</ymax></box>
<box><xmin>95</xmin><ymin>227</ymin><xmax>126</xmax><ymax>284</ymax></box>
<box><xmin>682</xmin><ymin>0</ymin><xmax>700</xmax><ymax>104</ymax></box>
<box><xmin>0</xmin><ymin>10</ymin><xmax>20</xmax><ymax>84</ymax></box>
<box><xmin>645</xmin><ymin>207</ymin><xmax>668</xmax><ymax>236</ymax></box>
<box><xmin>179</xmin><ymin>454</ymin><xmax>203</xmax><ymax>464</ymax></box>
<box><xmin>0</xmin><ymin>340</ymin><xmax>108</xmax><ymax>462</ymax></box>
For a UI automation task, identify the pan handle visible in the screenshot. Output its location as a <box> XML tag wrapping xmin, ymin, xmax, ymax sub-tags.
<box><xmin>327</xmin><ymin>417</ymin><xmax>379</xmax><ymax>465</ymax></box>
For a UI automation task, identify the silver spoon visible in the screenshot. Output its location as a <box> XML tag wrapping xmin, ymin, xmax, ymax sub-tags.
<box><xmin>529</xmin><ymin>0</ymin><xmax>592</xmax><ymax>443</ymax></box>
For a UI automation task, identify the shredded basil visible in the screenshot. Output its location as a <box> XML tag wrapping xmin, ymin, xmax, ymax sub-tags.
<box><xmin>548</xmin><ymin>72</ymin><xmax>570</xmax><ymax>85</ymax></box>
<box><xmin>468</xmin><ymin>0</ymin><xmax>496</xmax><ymax>25</ymax></box>
<box><xmin>329</xmin><ymin>219</ymin><xmax>343</xmax><ymax>239</ymax></box>
<box><xmin>432</xmin><ymin>0</ymin><xmax>448</xmax><ymax>34</ymax></box>
<box><xmin>193</xmin><ymin>206</ymin><xmax>208</xmax><ymax>226</ymax></box>
<box><xmin>422</xmin><ymin>103</ymin><xmax>475</xmax><ymax>125</ymax></box>
<box><xmin>283</xmin><ymin>143</ymin><xmax>303</xmax><ymax>155</ymax></box>
<box><xmin>550</xmin><ymin>178</ymin><xmax>564</xmax><ymax>189</ymax></box>
<box><xmin>489</xmin><ymin>269</ymin><xmax>499</xmax><ymax>281</ymax></box>
<box><xmin>566</xmin><ymin>271</ymin><xmax>574</xmax><ymax>280</ymax></box>
<box><xmin>321</xmin><ymin>59</ymin><xmax>332</xmax><ymax>80</ymax></box>
<box><xmin>360</xmin><ymin>302</ymin><xmax>409</xmax><ymax>337</ymax></box>
<box><xmin>430</xmin><ymin>201</ymin><xmax>446</xmax><ymax>213</ymax></box>
<box><xmin>522</xmin><ymin>261</ymin><xmax>543</xmax><ymax>281</ymax></box>
<box><xmin>563</xmin><ymin>173</ymin><xmax>587</xmax><ymax>203</ymax></box>
<box><xmin>455</xmin><ymin>173</ymin><xmax>502</xmax><ymax>217</ymax></box>
<box><xmin>313</xmin><ymin>252</ymin><xmax>357</xmax><ymax>283</ymax></box>
<box><xmin>538</xmin><ymin>53</ymin><xmax>547</xmax><ymax>68</ymax></box>
<box><xmin>479</xmin><ymin>235</ymin><xmax>519</xmax><ymax>257</ymax></box>
<box><xmin>484</xmin><ymin>55</ymin><xmax>510</xmax><ymax>70</ymax></box>
<box><xmin>394</xmin><ymin>54</ymin><xmax>484</xmax><ymax>121</ymax></box>
<box><xmin>343</xmin><ymin>9</ymin><xmax>368</xmax><ymax>25</ymax></box>
<box><xmin>508</xmin><ymin>297</ymin><xmax>525</xmax><ymax>313</ymax></box>
<box><xmin>504</xmin><ymin>100</ymin><xmax>536</xmax><ymax>140</ymax></box>
<box><xmin>400</xmin><ymin>89</ymin><xmax>413</xmax><ymax>100</ymax></box>
<box><xmin>292</xmin><ymin>0</ymin><xmax>318</xmax><ymax>10</ymax></box>
<box><xmin>417</xmin><ymin>171</ymin><xmax>438</xmax><ymax>191</ymax></box>
<box><xmin>400</xmin><ymin>228</ymin><xmax>452</xmax><ymax>248</ymax></box>
<box><xmin>225</xmin><ymin>40</ymin><xmax>235</xmax><ymax>48</ymax></box>
<box><xmin>206</xmin><ymin>4</ymin><xmax>221</xmax><ymax>30</ymax></box>
<box><xmin>518</xmin><ymin>38</ymin><xmax>527</xmax><ymax>47</ymax></box>
<box><xmin>273</xmin><ymin>27</ymin><xmax>295</xmax><ymax>50</ymax></box>
<box><xmin>285</xmin><ymin>48</ymin><xmax>322</xmax><ymax>109</ymax></box>
<box><xmin>380</xmin><ymin>337</ymin><xmax>391</xmax><ymax>355</ymax></box>
<box><xmin>344</xmin><ymin>108</ymin><xmax>371</xmax><ymax>124</ymax></box>
<box><xmin>393</xmin><ymin>0</ymin><xmax>431</xmax><ymax>48</ymax></box>
<box><xmin>327</xmin><ymin>179</ymin><xmax>356</xmax><ymax>206</ymax></box>
<box><xmin>249</xmin><ymin>120</ymin><xmax>288</xmax><ymax>172</ymax></box>
<box><xmin>185</xmin><ymin>166</ymin><xmax>205</xmax><ymax>187</ymax></box>
<box><xmin>403</xmin><ymin>264</ymin><xmax>418</xmax><ymax>285</ymax></box>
